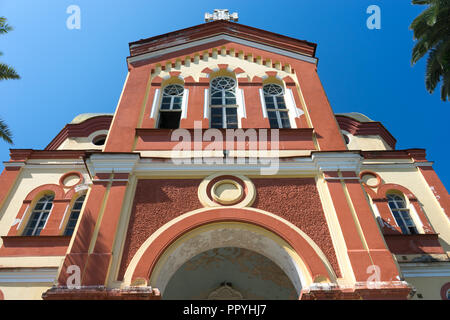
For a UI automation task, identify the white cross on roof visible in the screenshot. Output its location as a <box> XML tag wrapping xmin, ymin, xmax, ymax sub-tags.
<box><xmin>205</xmin><ymin>9</ymin><xmax>238</xmax><ymax>22</ymax></box>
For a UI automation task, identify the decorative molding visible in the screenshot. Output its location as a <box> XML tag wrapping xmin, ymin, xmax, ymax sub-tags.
<box><xmin>150</xmin><ymin>89</ymin><xmax>160</xmax><ymax>119</ymax></box>
<box><xmin>181</xmin><ymin>88</ymin><xmax>189</xmax><ymax>119</ymax></box>
<box><xmin>259</xmin><ymin>88</ymin><xmax>267</xmax><ymax>118</ymax></box>
<box><xmin>128</xmin><ymin>34</ymin><xmax>317</xmax><ymax>65</ymax></box>
<box><xmin>86</xmin><ymin>153</ymin><xmax>140</xmax><ymax>175</ymax></box>
<box><xmin>0</xmin><ymin>268</ymin><xmax>58</xmax><ymax>283</ymax></box>
<box><xmin>45</xmin><ymin>116</ymin><xmax>113</xmax><ymax>151</ymax></box>
<box><xmin>336</xmin><ymin>115</ymin><xmax>396</xmax><ymax>149</ymax></box>
<box><xmin>401</xmin><ymin>264</ymin><xmax>450</xmax><ymax>278</ymax></box>
<box><xmin>203</xmin><ymin>89</ymin><xmax>209</xmax><ymax>119</ymax></box>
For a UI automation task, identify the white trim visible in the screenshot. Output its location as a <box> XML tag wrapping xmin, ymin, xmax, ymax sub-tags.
<box><xmin>41</xmin><ymin>201</ymin><xmax>54</xmax><ymax>231</ymax></box>
<box><xmin>409</xmin><ymin>203</ymin><xmax>424</xmax><ymax>232</ymax></box>
<box><xmin>236</xmin><ymin>88</ymin><xmax>246</xmax><ymax>127</ymax></box>
<box><xmin>0</xmin><ymin>268</ymin><xmax>58</xmax><ymax>283</ymax></box>
<box><xmin>414</xmin><ymin>162</ymin><xmax>434</xmax><ymax>167</ymax></box>
<box><xmin>86</xmin><ymin>153</ymin><xmax>140</xmax><ymax>175</ymax></box>
<box><xmin>150</xmin><ymin>89</ymin><xmax>160</xmax><ymax>119</ymax></box>
<box><xmin>323</xmin><ymin>177</ymin><xmax>361</xmax><ymax>181</ymax></box>
<box><xmin>58</xmin><ymin>204</ymin><xmax>70</xmax><ymax>230</ymax></box>
<box><xmin>284</xmin><ymin>89</ymin><xmax>298</xmax><ymax>129</ymax></box>
<box><xmin>203</xmin><ymin>89</ymin><xmax>209</xmax><ymax>119</ymax></box>
<box><xmin>401</xmin><ymin>264</ymin><xmax>450</xmax><ymax>278</ymax></box>
<box><xmin>181</xmin><ymin>88</ymin><xmax>189</xmax><ymax>119</ymax></box>
<box><xmin>286</xmin><ymin>88</ymin><xmax>304</xmax><ymax>118</ymax></box>
<box><xmin>2</xmin><ymin>162</ymin><xmax>25</xmax><ymax>168</ymax></box>
<box><xmin>92</xmin><ymin>179</ymin><xmax>129</xmax><ymax>182</ymax></box>
<box><xmin>16</xmin><ymin>205</ymin><xmax>29</xmax><ymax>230</ymax></box>
<box><xmin>128</xmin><ymin>34</ymin><xmax>317</xmax><ymax>65</ymax></box>
<box><xmin>259</xmin><ymin>88</ymin><xmax>268</xmax><ymax>118</ymax></box>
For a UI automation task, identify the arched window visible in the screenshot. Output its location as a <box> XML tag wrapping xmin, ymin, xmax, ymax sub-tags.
<box><xmin>23</xmin><ymin>194</ymin><xmax>54</xmax><ymax>236</ymax></box>
<box><xmin>263</xmin><ymin>83</ymin><xmax>291</xmax><ymax>129</ymax></box>
<box><xmin>64</xmin><ymin>195</ymin><xmax>86</xmax><ymax>236</ymax></box>
<box><xmin>210</xmin><ymin>76</ymin><xmax>238</xmax><ymax>128</ymax></box>
<box><xmin>387</xmin><ymin>193</ymin><xmax>418</xmax><ymax>235</ymax></box>
<box><xmin>158</xmin><ymin>84</ymin><xmax>184</xmax><ymax>129</ymax></box>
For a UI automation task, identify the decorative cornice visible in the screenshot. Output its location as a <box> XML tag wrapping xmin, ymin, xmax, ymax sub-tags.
<box><xmin>45</xmin><ymin>115</ymin><xmax>113</xmax><ymax>151</ymax></box>
<box><xmin>86</xmin><ymin>153</ymin><xmax>140</xmax><ymax>175</ymax></box>
<box><xmin>0</xmin><ymin>268</ymin><xmax>58</xmax><ymax>283</ymax></box>
<box><xmin>42</xmin><ymin>286</ymin><xmax>161</xmax><ymax>300</ymax></box>
<box><xmin>129</xmin><ymin>20</ymin><xmax>316</xmax><ymax>60</ymax></box>
<box><xmin>400</xmin><ymin>263</ymin><xmax>450</xmax><ymax>278</ymax></box>
<box><xmin>336</xmin><ymin>115</ymin><xmax>396</xmax><ymax>149</ymax></box>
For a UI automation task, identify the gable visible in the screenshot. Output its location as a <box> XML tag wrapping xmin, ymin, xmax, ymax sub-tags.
<box><xmin>128</xmin><ymin>21</ymin><xmax>317</xmax><ymax>66</ymax></box>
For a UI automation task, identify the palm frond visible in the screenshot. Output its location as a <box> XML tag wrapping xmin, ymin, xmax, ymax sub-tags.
<box><xmin>441</xmin><ymin>70</ymin><xmax>450</xmax><ymax>101</ymax></box>
<box><xmin>0</xmin><ymin>17</ymin><xmax>12</xmax><ymax>34</ymax></box>
<box><xmin>0</xmin><ymin>118</ymin><xmax>13</xmax><ymax>144</ymax></box>
<box><xmin>0</xmin><ymin>63</ymin><xmax>20</xmax><ymax>80</ymax></box>
<box><xmin>425</xmin><ymin>43</ymin><xmax>444</xmax><ymax>92</ymax></box>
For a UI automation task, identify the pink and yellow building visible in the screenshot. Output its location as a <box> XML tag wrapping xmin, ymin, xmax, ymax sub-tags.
<box><xmin>0</xmin><ymin>18</ymin><xmax>449</xmax><ymax>300</ymax></box>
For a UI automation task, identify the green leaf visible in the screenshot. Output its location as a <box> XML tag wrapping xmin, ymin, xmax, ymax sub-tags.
<box><xmin>0</xmin><ymin>63</ymin><xmax>20</xmax><ymax>80</ymax></box>
<box><xmin>0</xmin><ymin>118</ymin><xmax>13</xmax><ymax>144</ymax></box>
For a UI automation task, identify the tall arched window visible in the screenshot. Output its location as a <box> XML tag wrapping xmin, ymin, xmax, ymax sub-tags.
<box><xmin>63</xmin><ymin>195</ymin><xmax>86</xmax><ymax>236</ymax></box>
<box><xmin>263</xmin><ymin>83</ymin><xmax>291</xmax><ymax>129</ymax></box>
<box><xmin>23</xmin><ymin>194</ymin><xmax>54</xmax><ymax>236</ymax></box>
<box><xmin>158</xmin><ymin>84</ymin><xmax>184</xmax><ymax>129</ymax></box>
<box><xmin>210</xmin><ymin>76</ymin><xmax>238</xmax><ymax>128</ymax></box>
<box><xmin>387</xmin><ymin>193</ymin><xmax>418</xmax><ymax>235</ymax></box>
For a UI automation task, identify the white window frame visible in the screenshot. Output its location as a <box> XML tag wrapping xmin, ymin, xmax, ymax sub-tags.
<box><xmin>157</xmin><ymin>84</ymin><xmax>184</xmax><ymax>128</ymax></box>
<box><xmin>63</xmin><ymin>194</ymin><xmax>86</xmax><ymax>236</ymax></box>
<box><xmin>263</xmin><ymin>83</ymin><xmax>291</xmax><ymax>129</ymax></box>
<box><xmin>23</xmin><ymin>195</ymin><xmax>54</xmax><ymax>236</ymax></box>
<box><xmin>209</xmin><ymin>76</ymin><xmax>238</xmax><ymax>129</ymax></box>
<box><xmin>387</xmin><ymin>193</ymin><xmax>419</xmax><ymax>235</ymax></box>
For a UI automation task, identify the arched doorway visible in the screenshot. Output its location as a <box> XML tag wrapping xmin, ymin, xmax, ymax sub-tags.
<box><xmin>126</xmin><ymin>208</ymin><xmax>337</xmax><ymax>298</ymax></box>
<box><xmin>163</xmin><ymin>247</ymin><xmax>298</xmax><ymax>300</ymax></box>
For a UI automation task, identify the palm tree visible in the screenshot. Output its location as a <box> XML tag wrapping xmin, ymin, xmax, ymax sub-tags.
<box><xmin>0</xmin><ymin>16</ymin><xmax>20</xmax><ymax>144</ymax></box>
<box><xmin>410</xmin><ymin>0</ymin><xmax>450</xmax><ymax>102</ymax></box>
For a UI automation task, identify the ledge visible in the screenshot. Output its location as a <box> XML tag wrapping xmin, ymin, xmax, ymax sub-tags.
<box><xmin>42</xmin><ymin>286</ymin><xmax>161</xmax><ymax>300</ymax></box>
<box><xmin>135</xmin><ymin>128</ymin><xmax>316</xmax><ymax>151</ymax></box>
<box><xmin>0</xmin><ymin>236</ymin><xmax>71</xmax><ymax>256</ymax></box>
<box><xmin>384</xmin><ymin>233</ymin><xmax>444</xmax><ymax>255</ymax></box>
<box><xmin>300</xmin><ymin>281</ymin><xmax>412</xmax><ymax>300</ymax></box>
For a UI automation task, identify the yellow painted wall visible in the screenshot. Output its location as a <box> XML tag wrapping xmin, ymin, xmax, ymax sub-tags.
<box><xmin>0</xmin><ymin>165</ymin><xmax>90</xmax><ymax>247</ymax></box>
<box><xmin>0</xmin><ymin>284</ymin><xmax>53</xmax><ymax>300</ymax></box>
<box><xmin>362</xmin><ymin>166</ymin><xmax>450</xmax><ymax>254</ymax></box>
<box><xmin>57</xmin><ymin>129</ymin><xmax>108</xmax><ymax>150</ymax></box>
<box><xmin>406</xmin><ymin>276</ymin><xmax>449</xmax><ymax>300</ymax></box>
<box><xmin>343</xmin><ymin>131</ymin><xmax>391</xmax><ymax>151</ymax></box>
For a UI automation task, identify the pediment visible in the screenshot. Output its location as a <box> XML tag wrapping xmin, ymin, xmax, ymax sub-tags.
<box><xmin>128</xmin><ymin>21</ymin><xmax>317</xmax><ymax>66</ymax></box>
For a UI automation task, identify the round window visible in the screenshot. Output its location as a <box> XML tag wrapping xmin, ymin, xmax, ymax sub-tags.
<box><xmin>92</xmin><ymin>135</ymin><xmax>107</xmax><ymax>146</ymax></box>
<box><xmin>343</xmin><ymin>134</ymin><xmax>350</xmax><ymax>144</ymax></box>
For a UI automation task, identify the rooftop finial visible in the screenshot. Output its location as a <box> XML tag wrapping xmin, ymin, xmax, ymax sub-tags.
<box><xmin>205</xmin><ymin>9</ymin><xmax>238</xmax><ymax>22</ymax></box>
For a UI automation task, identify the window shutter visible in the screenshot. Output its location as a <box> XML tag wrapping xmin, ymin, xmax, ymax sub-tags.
<box><xmin>181</xmin><ymin>88</ymin><xmax>189</xmax><ymax>119</ymax></box>
<box><xmin>259</xmin><ymin>88</ymin><xmax>267</xmax><ymax>118</ymax></box>
<box><xmin>236</xmin><ymin>88</ymin><xmax>246</xmax><ymax>127</ymax></box>
<box><xmin>203</xmin><ymin>88</ymin><xmax>209</xmax><ymax>119</ymax></box>
<box><xmin>285</xmin><ymin>88</ymin><xmax>302</xmax><ymax>128</ymax></box>
<box><xmin>150</xmin><ymin>89</ymin><xmax>161</xmax><ymax>119</ymax></box>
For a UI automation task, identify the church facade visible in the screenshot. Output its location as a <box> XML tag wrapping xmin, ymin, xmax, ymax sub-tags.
<box><xmin>0</xmin><ymin>17</ymin><xmax>449</xmax><ymax>300</ymax></box>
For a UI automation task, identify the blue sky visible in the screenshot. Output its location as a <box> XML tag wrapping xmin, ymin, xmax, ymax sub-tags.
<box><xmin>0</xmin><ymin>0</ymin><xmax>449</xmax><ymax>189</ymax></box>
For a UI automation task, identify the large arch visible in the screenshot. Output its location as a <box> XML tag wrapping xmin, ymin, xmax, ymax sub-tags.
<box><xmin>123</xmin><ymin>207</ymin><xmax>337</xmax><ymax>297</ymax></box>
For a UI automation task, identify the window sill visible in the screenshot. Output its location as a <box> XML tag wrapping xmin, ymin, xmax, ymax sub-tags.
<box><xmin>384</xmin><ymin>233</ymin><xmax>444</xmax><ymax>255</ymax></box>
<box><xmin>0</xmin><ymin>235</ymin><xmax>71</xmax><ymax>256</ymax></box>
